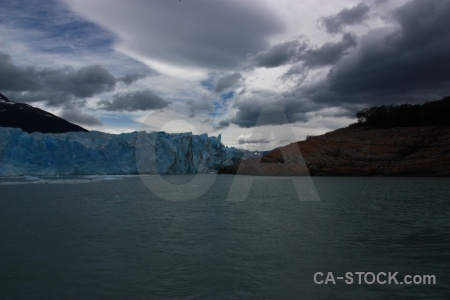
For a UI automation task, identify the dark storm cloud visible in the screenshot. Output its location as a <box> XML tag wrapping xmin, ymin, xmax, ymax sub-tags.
<box><xmin>0</xmin><ymin>52</ymin><xmax>40</xmax><ymax>91</ymax></box>
<box><xmin>99</xmin><ymin>90</ymin><xmax>170</xmax><ymax>112</ymax></box>
<box><xmin>303</xmin><ymin>32</ymin><xmax>357</xmax><ymax>67</ymax></box>
<box><xmin>229</xmin><ymin>89</ymin><xmax>355</xmax><ymax>128</ymax></box>
<box><xmin>217</xmin><ymin>120</ymin><xmax>230</xmax><ymax>128</ymax></box>
<box><xmin>0</xmin><ymin>51</ymin><xmax>151</xmax><ymax>108</ymax></box>
<box><xmin>230</xmin><ymin>93</ymin><xmax>313</xmax><ymax>128</ymax></box>
<box><xmin>307</xmin><ymin>0</ymin><xmax>450</xmax><ymax>107</ymax></box>
<box><xmin>251</xmin><ymin>33</ymin><xmax>357</xmax><ymax>69</ymax></box>
<box><xmin>60</xmin><ymin>108</ymin><xmax>102</xmax><ymax>126</ymax></box>
<box><xmin>318</xmin><ymin>3</ymin><xmax>371</xmax><ymax>33</ymax></box>
<box><xmin>66</xmin><ymin>0</ymin><xmax>284</xmax><ymax>70</ymax></box>
<box><xmin>212</xmin><ymin>119</ymin><xmax>231</xmax><ymax>131</ymax></box>
<box><xmin>232</xmin><ymin>0</ymin><xmax>450</xmax><ymax>128</ymax></box>
<box><xmin>235</xmin><ymin>0</ymin><xmax>450</xmax><ymax>128</ymax></box>
<box><xmin>251</xmin><ymin>38</ymin><xmax>309</xmax><ymax>68</ymax></box>
<box><xmin>214</xmin><ymin>72</ymin><xmax>243</xmax><ymax>93</ymax></box>
<box><xmin>0</xmin><ymin>53</ymin><xmax>116</xmax><ymax>97</ymax></box>
<box><xmin>42</xmin><ymin>65</ymin><xmax>116</xmax><ymax>98</ymax></box>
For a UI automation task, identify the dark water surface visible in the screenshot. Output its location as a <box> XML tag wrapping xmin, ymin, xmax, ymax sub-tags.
<box><xmin>1</xmin><ymin>175</ymin><xmax>449</xmax><ymax>299</ymax></box>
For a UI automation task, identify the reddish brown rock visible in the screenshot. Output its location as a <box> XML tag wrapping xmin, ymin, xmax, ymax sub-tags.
<box><xmin>218</xmin><ymin>125</ymin><xmax>450</xmax><ymax>176</ymax></box>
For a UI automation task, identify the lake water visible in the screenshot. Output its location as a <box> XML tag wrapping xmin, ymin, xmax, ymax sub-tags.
<box><xmin>0</xmin><ymin>175</ymin><xmax>449</xmax><ymax>299</ymax></box>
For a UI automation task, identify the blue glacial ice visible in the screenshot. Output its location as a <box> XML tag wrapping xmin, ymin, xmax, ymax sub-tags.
<box><xmin>0</xmin><ymin>127</ymin><xmax>243</xmax><ymax>176</ymax></box>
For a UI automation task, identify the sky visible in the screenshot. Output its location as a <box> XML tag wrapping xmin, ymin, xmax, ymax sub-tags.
<box><xmin>1</xmin><ymin>0</ymin><xmax>450</xmax><ymax>150</ymax></box>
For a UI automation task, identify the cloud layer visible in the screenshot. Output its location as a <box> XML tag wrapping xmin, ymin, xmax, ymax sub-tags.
<box><xmin>214</xmin><ymin>72</ymin><xmax>243</xmax><ymax>93</ymax></box>
<box><xmin>318</xmin><ymin>3</ymin><xmax>371</xmax><ymax>33</ymax></box>
<box><xmin>65</xmin><ymin>0</ymin><xmax>284</xmax><ymax>71</ymax></box>
<box><xmin>229</xmin><ymin>0</ymin><xmax>450</xmax><ymax>128</ymax></box>
<box><xmin>0</xmin><ymin>52</ymin><xmax>145</xmax><ymax>107</ymax></box>
<box><xmin>99</xmin><ymin>90</ymin><xmax>170</xmax><ymax>112</ymax></box>
<box><xmin>250</xmin><ymin>32</ymin><xmax>357</xmax><ymax>71</ymax></box>
<box><xmin>309</xmin><ymin>0</ymin><xmax>450</xmax><ymax>105</ymax></box>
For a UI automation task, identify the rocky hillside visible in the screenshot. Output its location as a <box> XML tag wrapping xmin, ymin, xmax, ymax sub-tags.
<box><xmin>218</xmin><ymin>125</ymin><xmax>450</xmax><ymax>176</ymax></box>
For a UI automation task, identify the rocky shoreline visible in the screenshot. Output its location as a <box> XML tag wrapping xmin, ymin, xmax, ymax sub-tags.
<box><xmin>218</xmin><ymin>125</ymin><xmax>450</xmax><ymax>176</ymax></box>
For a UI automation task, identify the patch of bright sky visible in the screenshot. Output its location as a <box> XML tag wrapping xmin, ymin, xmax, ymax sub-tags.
<box><xmin>97</xmin><ymin>114</ymin><xmax>143</xmax><ymax>134</ymax></box>
<box><xmin>201</xmin><ymin>79</ymin><xmax>215</xmax><ymax>92</ymax></box>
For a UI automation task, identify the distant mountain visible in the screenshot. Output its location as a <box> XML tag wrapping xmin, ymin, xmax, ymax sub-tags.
<box><xmin>0</xmin><ymin>92</ymin><xmax>88</xmax><ymax>134</ymax></box>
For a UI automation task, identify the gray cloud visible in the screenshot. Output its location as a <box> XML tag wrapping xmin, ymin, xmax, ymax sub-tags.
<box><xmin>41</xmin><ymin>65</ymin><xmax>116</xmax><ymax>98</ymax></box>
<box><xmin>214</xmin><ymin>72</ymin><xmax>243</xmax><ymax>93</ymax></box>
<box><xmin>251</xmin><ymin>33</ymin><xmax>357</xmax><ymax>70</ymax></box>
<box><xmin>217</xmin><ymin>119</ymin><xmax>230</xmax><ymax>128</ymax></box>
<box><xmin>231</xmin><ymin>0</ymin><xmax>450</xmax><ymax>129</ymax></box>
<box><xmin>99</xmin><ymin>89</ymin><xmax>170</xmax><ymax>112</ymax></box>
<box><xmin>231</xmin><ymin>0</ymin><xmax>450</xmax><ymax>131</ymax></box>
<box><xmin>0</xmin><ymin>54</ymin><xmax>116</xmax><ymax>97</ymax></box>
<box><xmin>119</xmin><ymin>73</ymin><xmax>147</xmax><ymax>85</ymax></box>
<box><xmin>237</xmin><ymin>133</ymin><xmax>271</xmax><ymax>145</ymax></box>
<box><xmin>212</xmin><ymin>119</ymin><xmax>231</xmax><ymax>131</ymax></box>
<box><xmin>280</xmin><ymin>64</ymin><xmax>308</xmax><ymax>82</ymax></box>
<box><xmin>186</xmin><ymin>97</ymin><xmax>213</xmax><ymax>118</ymax></box>
<box><xmin>59</xmin><ymin>108</ymin><xmax>102</xmax><ymax>126</ymax></box>
<box><xmin>66</xmin><ymin>0</ymin><xmax>284</xmax><ymax>70</ymax></box>
<box><xmin>318</xmin><ymin>3</ymin><xmax>371</xmax><ymax>33</ymax></box>
<box><xmin>0</xmin><ymin>52</ymin><xmax>118</xmax><ymax>106</ymax></box>
<box><xmin>307</xmin><ymin>0</ymin><xmax>450</xmax><ymax>107</ymax></box>
<box><xmin>230</xmin><ymin>93</ymin><xmax>312</xmax><ymax>128</ymax></box>
<box><xmin>251</xmin><ymin>38</ymin><xmax>308</xmax><ymax>68</ymax></box>
<box><xmin>0</xmin><ymin>52</ymin><xmax>40</xmax><ymax>91</ymax></box>
<box><xmin>303</xmin><ymin>32</ymin><xmax>357</xmax><ymax>67</ymax></box>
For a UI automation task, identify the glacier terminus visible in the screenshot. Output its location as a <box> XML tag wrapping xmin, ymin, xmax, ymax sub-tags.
<box><xmin>0</xmin><ymin>127</ymin><xmax>243</xmax><ymax>176</ymax></box>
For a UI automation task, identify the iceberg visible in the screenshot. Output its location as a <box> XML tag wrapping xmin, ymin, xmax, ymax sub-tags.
<box><xmin>0</xmin><ymin>127</ymin><xmax>243</xmax><ymax>176</ymax></box>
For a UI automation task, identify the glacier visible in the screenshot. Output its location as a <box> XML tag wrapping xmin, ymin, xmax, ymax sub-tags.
<box><xmin>0</xmin><ymin>127</ymin><xmax>243</xmax><ymax>176</ymax></box>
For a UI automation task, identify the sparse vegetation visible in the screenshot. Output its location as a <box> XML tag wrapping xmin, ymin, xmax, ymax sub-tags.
<box><xmin>355</xmin><ymin>96</ymin><xmax>450</xmax><ymax>128</ymax></box>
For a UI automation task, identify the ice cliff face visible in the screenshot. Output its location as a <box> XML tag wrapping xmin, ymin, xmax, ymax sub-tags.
<box><xmin>0</xmin><ymin>127</ymin><xmax>243</xmax><ymax>176</ymax></box>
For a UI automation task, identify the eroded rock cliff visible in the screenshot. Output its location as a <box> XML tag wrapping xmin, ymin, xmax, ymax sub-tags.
<box><xmin>218</xmin><ymin>125</ymin><xmax>450</xmax><ymax>176</ymax></box>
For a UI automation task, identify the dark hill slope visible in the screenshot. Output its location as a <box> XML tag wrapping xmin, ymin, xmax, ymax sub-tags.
<box><xmin>0</xmin><ymin>92</ymin><xmax>87</xmax><ymax>134</ymax></box>
<box><xmin>218</xmin><ymin>125</ymin><xmax>450</xmax><ymax>176</ymax></box>
<box><xmin>219</xmin><ymin>97</ymin><xmax>450</xmax><ymax>177</ymax></box>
